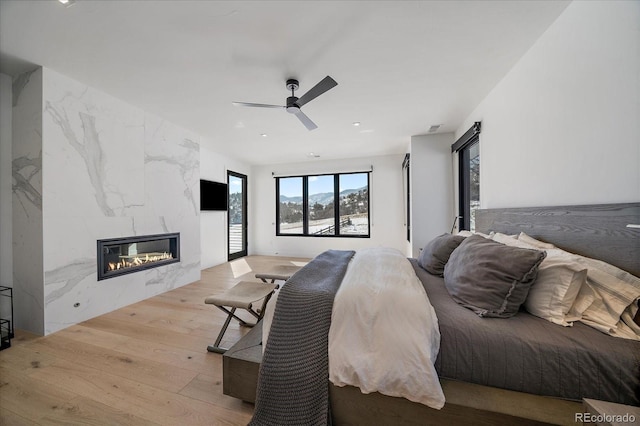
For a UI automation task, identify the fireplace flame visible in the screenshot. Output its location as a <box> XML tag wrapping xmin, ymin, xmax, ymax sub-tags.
<box><xmin>107</xmin><ymin>252</ymin><xmax>173</xmax><ymax>271</ymax></box>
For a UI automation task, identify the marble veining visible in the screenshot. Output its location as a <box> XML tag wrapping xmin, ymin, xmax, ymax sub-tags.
<box><xmin>45</xmin><ymin>103</ymin><xmax>117</xmax><ymax>216</ymax></box>
<box><xmin>12</xmin><ymin>68</ymin><xmax>38</xmax><ymax>107</ymax></box>
<box><xmin>44</xmin><ymin>258</ymin><xmax>95</xmax><ymax>305</ymax></box>
<box><xmin>145</xmin><ymin>137</ymin><xmax>199</xmax><ymax>216</ymax></box>
<box><xmin>12</xmin><ymin>151</ymin><xmax>42</xmax><ymax>213</ymax></box>
<box><xmin>13</xmin><ymin>276</ymin><xmax>44</xmax><ymax>312</ymax></box>
<box><xmin>16</xmin><ymin>68</ymin><xmax>202</xmax><ymax>335</ymax></box>
<box><xmin>145</xmin><ymin>260</ymin><xmax>200</xmax><ymax>291</ymax></box>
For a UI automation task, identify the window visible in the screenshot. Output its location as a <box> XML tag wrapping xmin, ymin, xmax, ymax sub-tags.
<box><xmin>276</xmin><ymin>177</ymin><xmax>303</xmax><ymax>234</ymax></box>
<box><xmin>462</xmin><ymin>141</ymin><xmax>480</xmax><ymax>231</ymax></box>
<box><xmin>452</xmin><ymin>122</ymin><xmax>481</xmax><ymax>231</ymax></box>
<box><xmin>402</xmin><ymin>154</ymin><xmax>410</xmax><ymax>242</ymax></box>
<box><xmin>227</xmin><ymin>171</ymin><xmax>247</xmax><ymax>260</ymax></box>
<box><xmin>308</xmin><ymin>175</ymin><xmax>335</xmax><ymax>235</ymax></box>
<box><xmin>276</xmin><ymin>172</ymin><xmax>370</xmax><ymax>237</ymax></box>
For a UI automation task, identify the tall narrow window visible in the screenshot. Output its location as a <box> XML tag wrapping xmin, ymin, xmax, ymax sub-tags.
<box><xmin>276</xmin><ymin>177</ymin><xmax>304</xmax><ymax>235</ymax></box>
<box><xmin>402</xmin><ymin>154</ymin><xmax>410</xmax><ymax>241</ymax></box>
<box><xmin>338</xmin><ymin>173</ymin><xmax>369</xmax><ymax>236</ymax></box>
<box><xmin>228</xmin><ymin>171</ymin><xmax>248</xmax><ymax>260</ymax></box>
<box><xmin>276</xmin><ymin>172</ymin><xmax>370</xmax><ymax>237</ymax></box>
<box><xmin>464</xmin><ymin>141</ymin><xmax>480</xmax><ymax>231</ymax></box>
<box><xmin>452</xmin><ymin>122</ymin><xmax>481</xmax><ymax>231</ymax></box>
<box><xmin>308</xmin><ymin>175</ymin><xmax>335</xmax><ymax>235</ymax></box>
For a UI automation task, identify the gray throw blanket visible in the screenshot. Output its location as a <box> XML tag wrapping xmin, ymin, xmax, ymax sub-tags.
<box><xmin>249</xmin><ymin>250</ymin><xmax>355</xmax><ymax>426</ymax></box>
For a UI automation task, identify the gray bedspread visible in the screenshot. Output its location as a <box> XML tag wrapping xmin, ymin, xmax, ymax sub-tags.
<box><xmin>410</xmin><ymin>259</ymin><xmax>640</xmax><ymax>406</ymax></box>
<box><xmin>249</xmin><ymin>249</ymin><xmax>355</xmax><ymax>426</ymax></box>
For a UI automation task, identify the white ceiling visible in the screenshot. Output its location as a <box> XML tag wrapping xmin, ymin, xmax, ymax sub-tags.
<box><xmin>0</xmin><ymin>0</ymin><xmax>570</xmax><ymax>165</ymax></box>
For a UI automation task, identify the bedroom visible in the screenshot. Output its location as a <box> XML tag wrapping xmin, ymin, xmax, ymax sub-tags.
<box><xmin>0</xmin><ymin>0</ymin><xmax>638</xmax><ymax>424</ymax></box>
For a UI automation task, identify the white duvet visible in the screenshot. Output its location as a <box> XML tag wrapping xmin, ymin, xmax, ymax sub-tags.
<box><xmin>328</xmin><ymin>247</ymin><xmax>445</xmax><ymax>409</ymax></box>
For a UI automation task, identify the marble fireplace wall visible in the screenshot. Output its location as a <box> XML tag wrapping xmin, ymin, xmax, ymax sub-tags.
<box><xmin>13</xmin><ymin>67</ymin><xmax>201</xmax><ymax>335</ymax></box>
<box><xmin>12</xmin><ymin>68</ymin><xmax>45</xmax><ymax>335</ymax></box>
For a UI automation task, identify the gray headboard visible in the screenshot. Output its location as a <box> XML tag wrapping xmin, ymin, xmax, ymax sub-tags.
<box><xmin>475</xmin><ymin>203</ymin><xmax>640</xmax><ymax>277</ymax></box>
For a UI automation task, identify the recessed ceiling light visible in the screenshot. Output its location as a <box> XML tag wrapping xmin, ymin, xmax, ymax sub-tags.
<box><xmin>352</xmin><ymin>122</ymin><xmax>361</xmax><ymax>127</ymax></box>
<box><xmin>260</xmin><ymin>133</ymin><xmax>268</xmax><ymax>137</ymax></box>
<box><xmin>58</xmin><ymin>0</ymin><xmax>76</xmax><ymax>6</ymax></box>
<box><xmin>307</xmin><ymin>152</ymin><xmax>320</xmax><ymax>158</ymax></box>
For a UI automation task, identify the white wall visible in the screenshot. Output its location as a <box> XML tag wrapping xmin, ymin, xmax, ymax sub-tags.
<box><xmin>456</xmin><ymin>0</ymin><xmax>640</xmax><ymax>208</ymax></box>
<box><xmin>251</xmin><ymin>154</ymin><xmax>406</xmax><ymax>259</ymax></box>
<box><xmin>0</xmin><ymin>74</ymin><xmax>12</xmax><ymax>291</ymax></box>
<box><xmin>410</xmin><ymin>133</ymin><xmax>455</xmax><ymax>257</ymax></box>
<box><xmin>200</xmin><ymin>145</ymin><xmax>250</xmax><ymax>269</ymax></box>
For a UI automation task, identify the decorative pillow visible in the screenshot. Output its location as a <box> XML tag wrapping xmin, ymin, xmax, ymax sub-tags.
<box><xmin>443</xmin><ymin>235</ymin><xmax>546</xmax><ymax>318</ymax></box>
<box><xmin>492</xmin><ymin>232</ymin><xmax>588</xmax><ymax>326</ymax></box>
<box><xmin>417</xmin><ymin>233</ymin><xmax>466</xmax><ymax>275</ymax></box>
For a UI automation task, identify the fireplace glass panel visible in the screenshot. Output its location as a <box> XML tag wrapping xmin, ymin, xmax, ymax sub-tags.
<box><xmin>98</xmin><ymin>233</ymin><xmax>180</xmax><ymax>280</ymax></box>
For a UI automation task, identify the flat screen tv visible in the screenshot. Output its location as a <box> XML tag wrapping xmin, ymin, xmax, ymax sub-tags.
<box><xmin>200</xmin><ymin>179</ymin><xmax>228</xmax><ymax>211</ymax></box>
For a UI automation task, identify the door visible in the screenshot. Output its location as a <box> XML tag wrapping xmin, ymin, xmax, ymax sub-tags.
<box><xmin>228</xmin><ymin>171</ymin><xmax>247</xmax><ymax>260</ymax></box>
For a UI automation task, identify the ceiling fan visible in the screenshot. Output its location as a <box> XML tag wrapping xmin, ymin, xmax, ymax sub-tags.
<box><xmin>233</xmin><ymin>76</ymin><xmax>338</xmax><ymax>131</ymax></box>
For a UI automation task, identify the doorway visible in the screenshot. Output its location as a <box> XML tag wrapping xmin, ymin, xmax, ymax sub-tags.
<box><xmin>227</xmin><ymin>171</ymin><xmax>248</xmax><ymax>260</ymax></box>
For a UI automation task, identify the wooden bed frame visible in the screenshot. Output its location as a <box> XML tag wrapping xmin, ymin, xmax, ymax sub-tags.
<box><xmin>222</xmin><ymin>203</ymin><xmax>640</xmax><ymax>425</ymax></box>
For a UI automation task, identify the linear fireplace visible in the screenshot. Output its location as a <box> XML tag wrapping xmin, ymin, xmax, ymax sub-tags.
<box><xmin>97</xmin><ymin>233</ymin><xmax>180</xmax><ymax>281</ymax></box>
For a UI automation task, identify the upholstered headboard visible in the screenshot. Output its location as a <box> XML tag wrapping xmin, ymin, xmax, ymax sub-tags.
<box><xmin>475</xmin><ymin>203</ymin><xmax>640</xmax><ymax>277</ymax></box>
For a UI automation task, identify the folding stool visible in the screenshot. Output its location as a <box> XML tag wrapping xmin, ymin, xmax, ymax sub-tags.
<box><xmin>205</xmin><ymin>281</ymin><xmax>277</xmax><ymax>354</ymax></box>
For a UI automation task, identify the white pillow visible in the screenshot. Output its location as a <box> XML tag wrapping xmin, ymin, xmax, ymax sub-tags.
<box><xmin>569</xmin><ymin>254</ymin><xmax>640</xmax><ymax>339</ymax></box>
<box><xmin>509</xmin><ymin>236</ymin><xmax>640</xmax><ymax>339</ymax></box>
<box><xmin>456</xmin><ymin>230</ymin><xmax>493</xmax><ymax>239</ymax></box>
<box><xmin>492</xmin><ymin>233</ymin><xmax>587</xmax><ymax>326</ymax></box>
<box><xmin>524</xmin><ymin>255</ymin><xmax>587</xmax><ymax>326</ymax></box>
<box><xmin>518</xmin><ymin>232</ymin><xmax>556</xmax><ymax>249</ymax></box>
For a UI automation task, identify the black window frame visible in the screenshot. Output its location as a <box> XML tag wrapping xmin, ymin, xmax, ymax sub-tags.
<box><xmin>275</xmin><ymin>172</ymin><xmax>371</xmax><ymax>238</ymax></box>
<box><xmin>227</xmin><ymin>170</ymin><xmax>248</xmax><ymax>261</ymax></box>
<box><xmin>402</xmin><ymin>153</ymin><xmax>410</xmax><ymax>242</ymax></box>
<box><xmin>452</xmin><ymin>122</ymin><xmax>481</xmax><ymax>231</ymax></box>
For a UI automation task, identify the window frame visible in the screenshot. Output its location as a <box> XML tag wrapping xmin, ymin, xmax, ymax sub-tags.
<box><xmin>402</xmin><ymin>153</ymin><xmax>410</xmax><ymax>242</ymax></box>
<box><xmin>227</xmin><ymin>170</ymin><xmax>248</xmax><ymax>261</ymax></box>
<box><xmin>452</xmin><ymin>122</ymin><xmax>481</xmax><ymax>231</ymax></box>
<box><xmin>275</xmin><ymin>172</ymin><xmax>370</xmax><ymax>238</ymax></box>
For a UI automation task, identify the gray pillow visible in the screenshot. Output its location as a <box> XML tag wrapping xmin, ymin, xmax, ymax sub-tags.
<box><xmin>418</xmin><ymin>233</ymin><xmax>466</xmax><ymax>276</ymax></box>
<box><xmin>443</xmin><ymin>235</ymin><xmax>546</xmax><ymax>318</ymax></box>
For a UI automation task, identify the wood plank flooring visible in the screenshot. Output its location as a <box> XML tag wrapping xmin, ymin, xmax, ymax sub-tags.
<box><xmin>0</xmin><ymin>255</ymin><xmax>308</xmax><ymax>426</ymax></box>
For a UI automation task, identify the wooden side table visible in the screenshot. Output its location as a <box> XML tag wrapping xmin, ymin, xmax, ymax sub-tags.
<box><xmin>582</xmin><ymin>398</ymin><xmax>640</xmax><ymax>426</ymax></box>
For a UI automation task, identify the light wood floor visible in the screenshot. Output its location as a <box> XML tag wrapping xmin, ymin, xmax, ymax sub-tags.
<box><xmin>0</xmin><ymin>255</ymin><xmax>309</xmax><ymax>426</ymax></box>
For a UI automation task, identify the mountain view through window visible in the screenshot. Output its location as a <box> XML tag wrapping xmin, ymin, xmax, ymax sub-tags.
<box><xmin>277</xmin><ymin>172</ymin><xmax>369</xmax><ymax>237</ymax></box>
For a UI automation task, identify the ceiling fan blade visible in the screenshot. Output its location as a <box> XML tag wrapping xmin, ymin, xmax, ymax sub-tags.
<box><xmin>293</xmin><ymin>109</ymin><xmax>318</xmax><ymax>131</ymax></box>
<box><xmin>232</xmin><ymin>102</ymin><xmax>284</xmax><ymax>109</ymax></box>
<box><xmin>295</xmin><ymin>76</ymin><xmax>338</xmax><ymax>107</ymax></box>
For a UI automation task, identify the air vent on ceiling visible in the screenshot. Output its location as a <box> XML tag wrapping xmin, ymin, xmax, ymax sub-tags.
<box><xmin>428</xmin><ymin>125</ymin><xmax>441</xmax><ymax>133</ymax></box>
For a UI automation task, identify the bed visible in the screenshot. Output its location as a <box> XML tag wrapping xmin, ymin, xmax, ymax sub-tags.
<box><xmin>222</xmin><ymin>203</ymin><xmax>640</xmax><ymax>425</ymax></box>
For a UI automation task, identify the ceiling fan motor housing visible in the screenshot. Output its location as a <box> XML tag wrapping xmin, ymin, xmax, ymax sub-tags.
<box><xmin>286</xmin><ymin>79</ymin><xmax>299</xmax><ymax>92</ymax></box>
<box><xmin>286</xmin><ymin>96</ymin><xmax>299</xmax><ymax>110</ymax></box>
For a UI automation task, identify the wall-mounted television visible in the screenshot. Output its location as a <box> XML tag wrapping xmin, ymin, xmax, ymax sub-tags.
<box><xmin>200</xmin><ymin>179</ymin><xmax>228</xmax><ymax>211</ymax></box>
